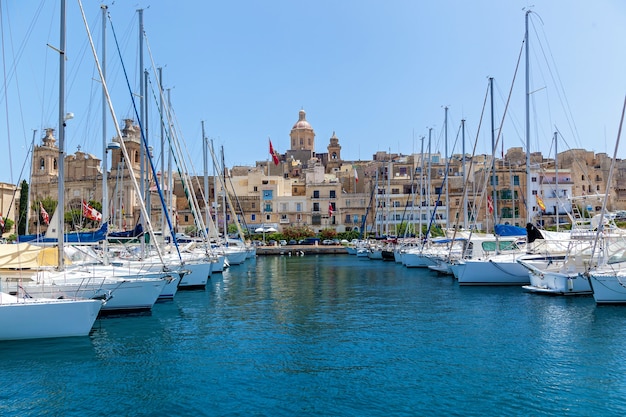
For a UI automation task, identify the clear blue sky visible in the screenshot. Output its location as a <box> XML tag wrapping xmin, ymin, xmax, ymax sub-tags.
<box><xmin>2</xmin><ymin>1</ymin><xmax>625</xmax><ymax>186</ymax></box>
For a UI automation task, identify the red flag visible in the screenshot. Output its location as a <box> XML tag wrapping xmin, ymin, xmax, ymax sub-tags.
<box><xmin>40</xmin><ymin>202</ymin><xmax>50</xmax><ymax>225</ymax></box>
<box><xmin>353</xmin><ymin>166</ymin><xmax>359</xmax><ymax>183</ymax></box>
<box><xmin>487</xmin><ymin>195</ymin><xmax>494</xmax><ymax>214</ymax></box>
<box><xmin>82</xmin><ymin>200</ymin><xmax>102</xmax><ymax>222</ymax></box>
<box><xmin>328</xmin><ymin>202</ymin><xmax>334</xmax><ymax>217</ymax></box>
<box><xmin>269</xmin><ymin>139</ymin><xmax>279</xmax><ymax>166</ymax></box>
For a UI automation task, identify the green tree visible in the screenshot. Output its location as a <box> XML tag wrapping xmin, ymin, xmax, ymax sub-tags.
<box><xmin>282</xmin><ymin>225</ymin><xmax>315</xmax><ymax>240</ymax></box>
<box><xmin>17</xmin><ymin>180</ymin><xmax>28</xmax><ymax>235</ymax></box>
<box><xmin>319</xmin><ymin>228</ymin><xmax>337</xmax><ymax>240</ymax></box>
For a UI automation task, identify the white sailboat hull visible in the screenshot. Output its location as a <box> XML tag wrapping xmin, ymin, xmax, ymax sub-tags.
<box><xmin>589</xmin><ymin>269</ymin><xmax>626</xmax><ymax>304</ymax></box>
<box><xmin>11</xmin><ymin>267</ymin><xmax>168</xmax><ymax>313</ymax></box>
<box><xmin>0</xmin><ymin>293</ymin><xmax>102</xmax><ymax>340</ymax></box>
<box><xmin>518</xmin><ymin>256</ymin><xmax>592</xmax><ymax>295</ymax></box>
<box><xmin>456</xmin><ymin>258</ymin><xmax>530</xmax><ymax>286</ymax></box>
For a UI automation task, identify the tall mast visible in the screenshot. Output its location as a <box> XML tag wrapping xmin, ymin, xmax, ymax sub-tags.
<box><xmin>461</xmin><ymin>119</ymin><xmax>468</xmax><ymax>229</ymax></box>
<box><xmin>221</xmin><ymin>145</ymin><xmax>227</xmax><ymax>239</ymax></box>
<box><xmin>158</xmin><ymin>67</ymin><xmax>165</xmax><ymax>236</ymax></box>
<box><xmin>419</xmin><ymin>136</ymin><xmax>425</xmax><ymax>239</ymax></box>
<box><xmin>202</xmin><ymin>121</ymin><xmax>209</xmax><ymax>232</ymax></box>
<box><xmin>138</xmin><ymin>8</ymin><xmax>145</xmax><ymax>253</ymax></box>
<box><xmin>101</xmin><ymin>4</ymin><xmax>109</xmax><ymax>265</ymax></box>
<box><xmin>490</xmin><ymin>77</ymin><xmax>498</xmax><ymax>229</ymax></box>
<box><xmin>525</xmin><ymin>10</ymin><xmax>532</xmax><ymax>224</ymax></box>
<box><xmin>57</xmin><ymin>0</ymin><xmax>67</xmax><ymax>269</ymax></box>
<box><xmin>554</xmin><ymin>131</ymin><xmax>558</xmax><ymax>231</ymax></box>
<box><xmin>427</xmin><ymin>128</ymin><xmax>432</xmax><ymax>239</ymax></box>
<box><xmin>444</xmin><ymin>106</ymin><xmax>449</xmax><ymax>230</ymax></box>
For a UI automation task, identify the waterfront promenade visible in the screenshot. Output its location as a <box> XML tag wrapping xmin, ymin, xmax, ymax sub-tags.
<box><xmin>255</xmin><ymin>244</ymin><xmax>348</xmax><ymax>256</ymax></box>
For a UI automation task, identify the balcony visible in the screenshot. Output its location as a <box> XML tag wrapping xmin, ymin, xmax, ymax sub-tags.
<box><xmin>279</xmin><ymin>218</ymin><xmax>290</xmax><ymax>224</ymax></box>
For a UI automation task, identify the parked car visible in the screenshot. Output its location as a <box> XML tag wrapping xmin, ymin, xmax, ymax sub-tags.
<box><xmin>279</xmin><ymin>240</ymin><xmax>287</xmax><ymax>246</ymax></box>
<box><xmin>299</xmin><ymin>237</ymin><xmax>321</xmax><ymax>245</ymax></box>
<box><xmin>288</xmin><ymin>239</ymin><xmax>297</xmax><ymax>245</ymax></box>
<box><xmin>322</xmin><ymin>239</ymin><xmax>334</xmax><ymax>245</ymax></box>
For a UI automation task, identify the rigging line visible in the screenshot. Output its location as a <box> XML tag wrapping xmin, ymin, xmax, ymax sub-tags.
<box><xmin>529</xmin><ymin>14</ymin><xmax>581</xmax><ymax>148</ymax></box>
<box><xmin>145</xmin><ymin>77</ymin><xmax>214</xmax><ymax>246</ymax></box>
<box><xmin>587</xmin><ymin>93</ymin><xmax>626</xmax><ymax>274</ymax></box>
<box><xmin>79</xmin><ymin>3</ymin><xmax>168</xmax><ymax>265</ymax></box>
<box><xmin>0</xmin><ymin>3</ymin><xmax>13</xmax><ymax>182</ymax></box>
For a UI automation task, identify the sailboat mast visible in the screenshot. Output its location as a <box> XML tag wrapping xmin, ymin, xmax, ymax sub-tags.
<box><xmin>158</xmin><ymin>67</ymin><xmax>166</xmax><ymax>236</ymax></box>
<box><xmin>138</xmin><ymin>8</ymin><xmax>146</xmax><ymax>253</ymax></box>
<box><xmin>25</xmin><ymin>130</ymin><xmax>36</xmax><ymax>235</ymax></box>
<box><xmin>101</xmin><ymin>5</ymin><xmax>109</xmax><ymax>265</ymax></box>
<box><xmin>427</xmin><ymin>128</ymin><xmax>432</xmax><ymax>239</ymax></box>
<box><xmin>554</xmin><ymin>131</ymin><xmax>559</xmax><ymax>231</ymax></box>
<box><xmin>57</xmin><ymin>0</ymin><xmax>67</xmax><ymax>269</ymax></box>
<box><xmin>461</xmin><ymin>119</ymin><xmax>468</xmax><ymax>229</ymax></box>
<box><xmin>221</xmin><ymin>145</ymin><xmax>227</xmax><ymax>238</ymax></box>
<box><xmin>203</xmin><ymin>121</ymin><xmax>209</xmax><ymax>233</ymax></box>
<box><xmin>490</xmin><ymin>77</ymin><xmax>498</xmax><ymax>228</ymax></box>
<box><xmin>419</xmin><ymin>136</ymin><xmax>425</xmax><ymax>239</ymax></box>
<box><xmin>444</xmin><ymin>106</ymin><xmax>449</xmax><ymax>230</ymax></box>
<box><xmin>525</xmin><ymin>10</ymin><xmax>532</xmax><ymax>224</ymax></box>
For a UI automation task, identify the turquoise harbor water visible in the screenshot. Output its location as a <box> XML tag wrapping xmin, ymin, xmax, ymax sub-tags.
<box><xmin>2</xmin><ymin>255</ymin><xmax>626</xmax><ymax>416</ymax></box>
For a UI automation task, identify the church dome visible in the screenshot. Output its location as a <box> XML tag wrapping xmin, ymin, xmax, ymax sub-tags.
<box><xmin>292</xmin><ymin>109</ymin><xmax>312</xmax><ymax>129</ymax></box>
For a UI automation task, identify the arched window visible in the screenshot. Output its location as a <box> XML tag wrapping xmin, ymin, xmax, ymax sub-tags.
<box><xmin>308</xmin><ymin>138</ymin><xmax>311</xmax><ymax>146</ymax></box>
<box><xmin>332</xmin><ymin>152</ymin><xmax>337</xmax><ymax>160</ymax></box>
<box><xmin>39</xmin><ymin>158</ymin><xmax>45</xmax><ymax>170</ymax></box>
<box><xmin>300</xmin><ymin>138</ymin><xmax>303</xmax><ymax>146</ymax></box>
<box><xmin>53</xmin><ymin>158</ymin><xmax>57</xmax><ymax>170</ymax></box>
<box><xmin>134</xmin><ymin>151</ymin><xmax>139</xmax><ymax>163</ymax></box>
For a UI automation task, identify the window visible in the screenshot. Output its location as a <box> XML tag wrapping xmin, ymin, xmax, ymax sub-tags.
<box><xmin>313</xmin><ymin>202</ymin><xmax>320</xmax><ymax>212</ymax></box>
<box><xmin>582</xmin><ymin>185</ymin><xmax>586</xmax><ymax>192</ymax></box>
<box><xmin>582</xmin><ymin>175</ymin><xmax>585</xmax><ymax>181</ymax></box>
<box><xmin>296</xmin><ymin>203</ymin><xmax>302</xmax><ymax>212</ymax></box>
<box><xmin>531</xmin><ymin>177</ymin><xmax>537</xmax><ymax>182</ymax></box>
<box><xmin>53</xmin><ymin>159</ymin><xmax>57</xmax><ymax>170</ymax></box>
<box><xmin>266</xmin><ymin>214</ymin><xmax>271</xmax><ymax>221</ymax></box>
<box><xmin>300</xmin><ymin>138</ymin><xmax>303</xmax><ymax>146</ymax></box>
<box><xmin>345</xmin><ymin>214</ymin><xmax>351</xmax><ymax>223</ymax></box>
<box><xmin>513</xmin><ymin>175</ymin><xmax>519</xmax><ymax>185</ymax></box>
<box><xmin>392</xmin><ymin>188</ymin><xmax>400</xmax><ymax>194</ymax></box>
<box><xmin>263</xmin><ymin>190</ymin><xmax>273</xmax><ymax>200</ymax></box>
<box><xmin>597</xmin><ymin>185</ymin><xmax>600</xmax><ymax>191</ymax></box>
<box><xmin>312</xmin><ymin>215</ymin><xmax>321</xmax><ymax>225</ymax></box>
<box><xmin>354</xmin><ymin>215</ymin><xmax>360</xmax><ymax>224</ymax></box>
<box><xmin>184</xmin><ymin>215</ymin><xmax>189</xmax><ymax>222</ymax></box>
<box><xmin>308</xmin><ymin>138</ymin><xmax>311</xmax><ymax>146</ymax></box>
<box><xmin>253</xmin><ymin>186</ymin><xmax>258</xmax><ymax>192</ymax></box>
<box><xmin>251</xmin><ymin>202</ymin><xmax>256</xmax><ymax>209</ymax></box>
<box><xmin>435</xmin><ymin>187</ymin><xmax>442</xmax><ymax>194</ymax></box>
<box><xmin>532</xmin><ymin>190</ymin><xmax>537</xmax><ymax>195</ymax></box>
<box><xmin>281</xmin><ymin>214</ymin><xmax>288</xmax><ymax>221</ymax></box>
<box><xmin>313</xmin><ymin>190</ymin><xmax>320</xmax><ymax>199</ymax></box>
<box><xmin>490</xmin><ymin>175</ymin><xmax>499</xmax><ymax>186</ymax></box>
<box><xmin>281</xmin><ymin>203</ymin><xmax>288</xmax><ymax>211</ymax></box>
<box><xmin>40</xmin><ymin>158</ymin><xmax>45</xmax><ymax>170</ymax></box>
<box><xmin>264</xmin><ymin>203</ymin><xmax>272</xmax><ymax>212</ymax></box>
<box><xmin>330</xmin><ymin>190</ymin><xmax>336</xmax><ymax>199</ymax></box>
